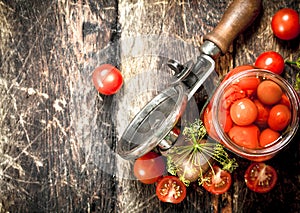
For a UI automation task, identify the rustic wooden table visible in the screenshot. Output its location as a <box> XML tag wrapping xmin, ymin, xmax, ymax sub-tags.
<box><xmin>0</xmin><ymin>0</ymin><xmax>299</xmax><ymax>212</ymax></box>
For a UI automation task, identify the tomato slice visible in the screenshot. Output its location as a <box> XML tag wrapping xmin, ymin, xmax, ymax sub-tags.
<box><xmin>202</xmin><ymin>165</ymin><xmax>232</xmax><ymax>195</ymax></box>
<box><xmin>156</xmin><ymin>176</ymin><xmax>186</xmax><ymax>204</ymax></box>
<box><xmin>244</xmin><ymin>163</ymin><xmax>278</xmax><ymax>193</ymax></box>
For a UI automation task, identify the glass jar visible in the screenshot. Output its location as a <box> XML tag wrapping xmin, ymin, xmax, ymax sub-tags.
<box><xmin>211</xmin><ymin>69</ymin><xmax>299</xmax><ymax>161</ymax></box>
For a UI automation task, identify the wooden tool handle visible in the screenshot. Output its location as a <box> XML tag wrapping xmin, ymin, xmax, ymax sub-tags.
<box><xmin>204</xmin><ymin>0</ymin><xmax>261</xmax><ymax>54</ymax></box>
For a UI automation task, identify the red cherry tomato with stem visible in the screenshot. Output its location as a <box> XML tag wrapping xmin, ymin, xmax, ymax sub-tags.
<box><xmin>92</xmin><ymin>64</ymin><xmax>123</xmax><ymax>95</ymax></box>
<box><xmin>244</xmin><ymin>162</ymin><xmax>278</xmax><ymax>193</ymax></box>
<box><xmin>271</xmin><ymin>8</ymin><xmax>300</xmax><ymax>40</ymax></box>
<box><xmin>134</xmin><ymin>152</ymin><xmax>166</xmax><ymax>184</ymax></box>
<box><xmin>156</xmin><ymin>176</ymin><xmax>186</xmax><ymax>204</ymax></box>
<box><xmin>255</xmin><ymin>51</ymin><xmax>285</xmax><ymax>75</ymax></box>
<box><xmin>202</xmin><ymin>165</ymin><xmax>232</xmax><ymax>195</ymax></box>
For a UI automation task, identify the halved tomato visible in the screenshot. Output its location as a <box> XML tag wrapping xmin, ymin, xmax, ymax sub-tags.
<box><xmin>244</xmin><ymin>162</ymin><xmax>278</xmax><ymax>193</ymax></box>
<box><xmin>156</xmin><ymin>176</ymin><xmax>187</xmax><ymax>204</ymax></box>
<box><xmin>202</xmin><ymin>165</ymin><xmax>232</xmax><ymax>195</ymax></box>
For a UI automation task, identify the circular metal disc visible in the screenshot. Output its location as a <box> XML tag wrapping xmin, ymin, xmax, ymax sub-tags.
<box><xmin>117</xmin><ymin>83</ymin><xmax>188</xmax><ymax>160</ymax></box>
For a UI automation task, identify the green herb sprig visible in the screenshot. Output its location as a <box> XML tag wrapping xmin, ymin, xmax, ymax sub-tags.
<box><xmin>167</xmin><ymin>119</ymin><xmax>238</xmax><ymax>186</ymax></box>
<box><xmin>286</xmin><ymin>57</ymin><xmax>300</xmax><ymax>91</ymax></box>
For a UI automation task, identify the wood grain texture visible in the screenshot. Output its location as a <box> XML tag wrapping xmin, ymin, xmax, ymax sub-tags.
<box><xmin>1</xmin><ymin>0</ymin><xmax>119</xmax><ymax>212</ymax></box>
<box><xmin>115</xmin><ymin>1</ymin><xmax>230</xmax><ymax>212</ymax></box>
<box><xmin>0</xmin><ymin>0</ymin><xmax>299</xmax><ymax>212</ymax></box>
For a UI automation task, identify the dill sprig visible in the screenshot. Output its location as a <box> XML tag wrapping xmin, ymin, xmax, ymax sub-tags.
<box><xmin>166</xmin><ymin>119</ymin><xmax>238</xmax><ymax>186</ymax></box>
<box><xmin>286</xmin><ymin>57</ymin><xmax>300</xmax><ymax>91</ymax></box>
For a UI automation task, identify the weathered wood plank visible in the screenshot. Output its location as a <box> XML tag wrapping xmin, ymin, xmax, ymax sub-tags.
<box><xmin>115</xmin><ymin>0</ymin><xmax>232</xmax><ymax>212</ymax></box>
<box><xmin>1</xmin><ymin>0</ymin><xmax>118</xmax><ymax>212</ymax></box>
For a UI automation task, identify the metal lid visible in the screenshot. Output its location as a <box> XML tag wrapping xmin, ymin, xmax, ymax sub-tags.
<box><xmin>117</xmin><ymin>83</ymin><xmax>188</xmax><ymax>160</ymax></box>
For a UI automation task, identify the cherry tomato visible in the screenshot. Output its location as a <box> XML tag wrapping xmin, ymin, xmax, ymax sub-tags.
<box><xmin>92</xmin><ymin>64</ymin><xmax>123</xmax><ymax>95</ymax></box>
<box><xmin>204</xmin><ymin>101</ymin><xmax>232</xmax><ymax>139</ymax></box>
<box><xmin>244</xmin><ymin>163</ymin><xmax>278</xmax><ymax>193</ymax></box>
<box><xmin>202</xmin><ymin>165</ymin><xmax>232</xmax><ymax>195</ymax></box>
<box><xmin>254</xmin><ymin>51</ymin><xmax>285</xmax><ymax>75</ymax></box>
<box><xmin>134</xmin><ymin>152</ymin><xmax>166</xmax><ymax>184</ymax></box>
<box><xmin>203</xmin><ymin>106</ymin><xmax>219</xmax><ymax>140</ymax></box>
<box><xmin>156</xmin><ymin>176</ymin><xmax>186</xmax><ymax>204</ymax></box>
<box><xmin>219</xmin><ymin>110</ymin><xmax>233</xmax><ymax>133</ymax></box>
<box><xmin>257</xmin><ymin>80</ymin><xmax>283</xmax><ymax>105</ymax></box>
<box><xmin>235</xmin><ymin>77</ymin><xmax>260</xmax><ymax>91</ymax></box>
<box><xmin>222</xmin><ymin>85</ymin><xmax>246</xmax><ymax>109</ymax></box>
<box><xmin>279</xmin><ymin>93</ymin><xmax>291</xmax><ymax>109</ymax></box>
<box><xmin>259</xmin><ymin>128</ymin><xmax>281</xmax><ymax>147</ymax></box>
<box><xmin>268</xmin><ymin>104</ymin><xmax>291</xmax><ymax>131</ymax></box>
<box><xmin>271</xmin><ymin>8</ymin><xmax>300</xmax><ymax>40</ymax></box>
<box><xmin>254</xmin><ymin>99</ymin><xmax>270</xmax><ymax>128</ymax></box>
<box><xmin>230</xmin><ymin>98</ymin><xmax>258</xmax><ymax>126</ymax></box>
<box><xmin>228</xmin><ymin>125</ymin><xmax>260</xmax><ymax>149</ymax></box>
<box><xmin>222</xmin><ymin>65</ymin><xmax>256</xmax><ymax>82</ymax></box>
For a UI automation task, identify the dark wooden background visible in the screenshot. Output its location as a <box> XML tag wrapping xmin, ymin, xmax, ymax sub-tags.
<box><xmin>0</xmin><ymin>0</ymin><xmax>299</xmax><ymax>212</ymax></box>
